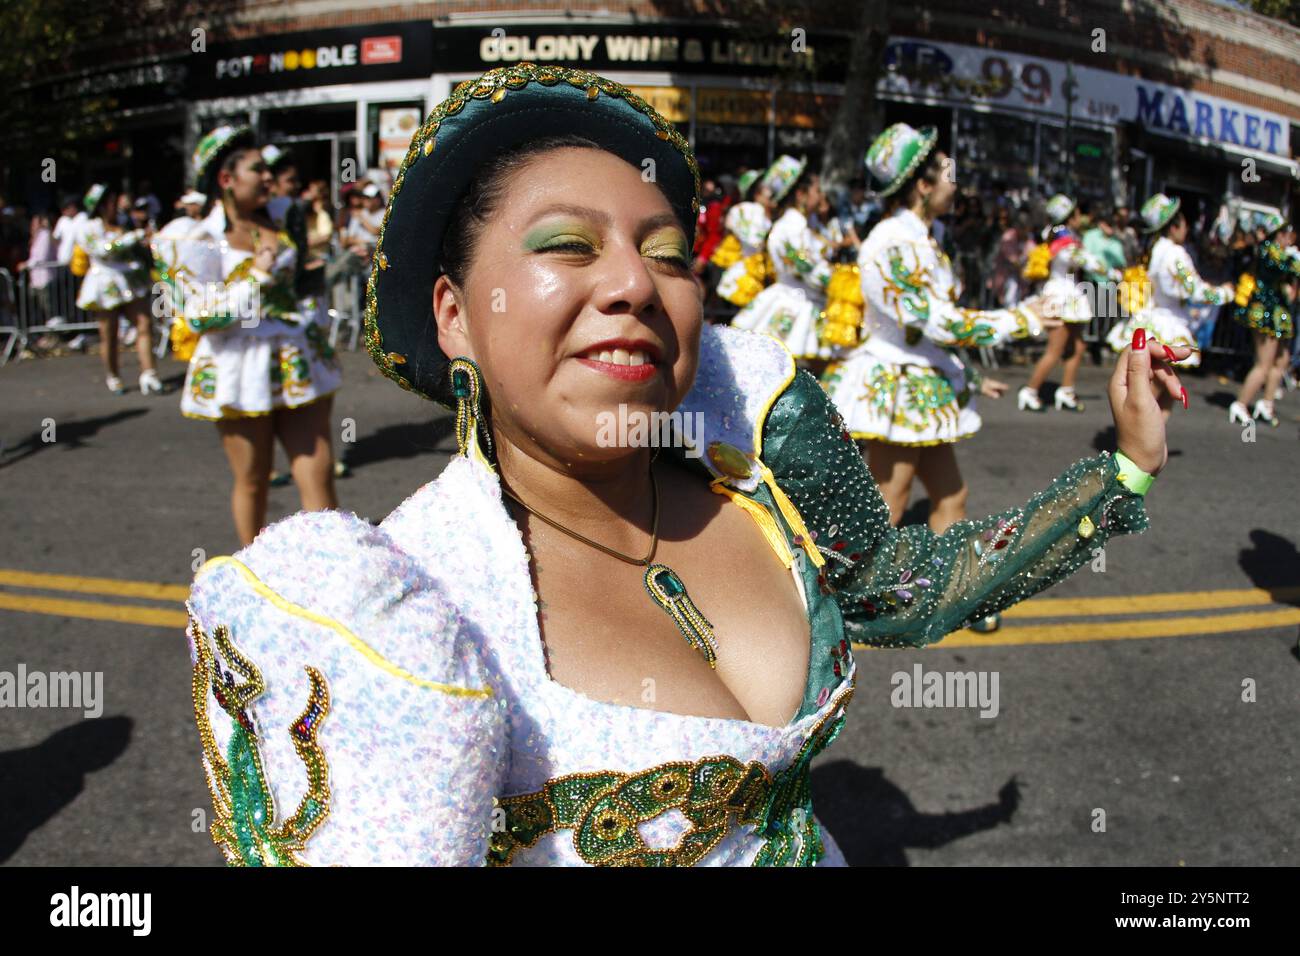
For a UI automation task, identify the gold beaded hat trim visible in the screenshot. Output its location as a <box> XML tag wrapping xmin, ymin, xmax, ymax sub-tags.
<box><xmin>363</xmin><ymin>62</ymin><xmax>703</xmax><ymax>405</ymax></box>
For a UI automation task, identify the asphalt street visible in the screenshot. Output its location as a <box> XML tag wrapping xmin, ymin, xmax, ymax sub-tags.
<box><xmin>1</xmin><ymin>340</ymin><xmax>1297</xmax><ymax>866</ymax></box>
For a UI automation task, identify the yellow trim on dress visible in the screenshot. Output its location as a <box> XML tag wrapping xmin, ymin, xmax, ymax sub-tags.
<box><xmin>709</xmin><ymin>479</ymin><xmax>796</xmax><ymax>568</ymax></box>
<box><xmin>751</xmin><ymin>334</ymin><xmax>797</xmax><ymax>461</ymax></box>
<box><xmin>850</xmin><ymin>430</ymin><xmax>977</xmax><ymax>447</ymax></box>
<box><xmin>182</xmin><ymin>388</ymin><xmax>341</xmax><ymax>422</ymax></box>
<box><xmin>194</xmin><ymin>555</ymin><xmax>493</xmax><ymax>698</ymax></box>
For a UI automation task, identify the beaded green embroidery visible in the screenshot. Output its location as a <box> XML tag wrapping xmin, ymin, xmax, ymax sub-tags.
<box><xmin>487</xmin><ymin>685</ymin><xmax>853</xmax><ymax>867</ymax></box>
<box><xmin>189</xmin><ymin>617</ymin><xmax>331</xmax><ymax>866</ymax></box>
<box><xmin>758</xmin><ymin>370</ymin><xmax>1150</xmax><ymax>648</ymax></box>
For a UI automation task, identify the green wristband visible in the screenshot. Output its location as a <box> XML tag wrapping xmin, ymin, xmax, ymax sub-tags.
<box><xmin>1113</xmin><ymin>450</ymin><xmax>1155</xmax><ymax>496</ymax></box>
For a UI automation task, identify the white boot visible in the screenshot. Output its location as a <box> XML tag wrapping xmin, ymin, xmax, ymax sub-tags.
<box><xmin>138</xmin><ymin>369</ymin><xmax>163</xmax><ymax>395</ymax></box>
<box><xmin>1252</xmin><ymin>400</ymin><xmax>1279</xmax><ymax>426</ymax></box>
<box><xmin>106</xmin><ymin>375</ymin><xmax>125</xmax><ymax>395</ymax></box>
<box><xmin>1054</xmin><ymin>385</ymin><xmax>1083</xmax><ymax>412</ymax></box>
<box><xmin>1227</xmin><ymin>401</ymin><xmax>1251</xmax><ymax>425</ymax></box>
<box><xmin>1017</xmin><ymin>386</ymin><xmax>1043</xmax><ymax>412</ymax></box>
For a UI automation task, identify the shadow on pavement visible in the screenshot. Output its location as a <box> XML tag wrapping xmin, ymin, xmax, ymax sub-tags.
<box><xmin>339</xmin><ymin>418</ymin><xmax>454</xmax><ymax>471</ymax></box>
<box><xmin>0</xmin><ymin>409</ymin><xmax>150</xmax><ymax>470</ymax></box>
<box><xmin>1238</xmin><ymin>529</ymin><xmax>1300</xmax><ymax>608</ymax></box>
<box><xmin>0</xmin><ymin>716</ymin><xmax>133</xmax><ymax>862</ymax></box>
<box><xmin>811</xmin><ymin>761</ymin><xmax>1020</xmax><ymax>865</ymax></box>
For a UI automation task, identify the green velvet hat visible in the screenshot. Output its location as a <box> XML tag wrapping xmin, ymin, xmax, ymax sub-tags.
<box><xmin>364</xmin><ymin>62</ymin><xmax>702</xmax><ymax>405</ymax></box>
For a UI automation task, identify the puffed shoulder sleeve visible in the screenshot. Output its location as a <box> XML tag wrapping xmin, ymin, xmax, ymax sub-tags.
<box><xmin>862</xmin><ymin>238</ymin><xmax>1040</xmax><ymax>347</ymax></box>
<box><xmin>764</xmin><ymin>372</ymin><xmax>1150</xmax><ymax>648</ymax></box>
<box><xmin>185</xmin><ymin>510</ymin><xmax>507</xmax><ymax>866</ymax></box>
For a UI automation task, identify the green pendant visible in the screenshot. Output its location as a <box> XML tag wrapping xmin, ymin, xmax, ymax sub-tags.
<box><xmin>644</xmin><ymin>564</ymin><xmax>718</xmax><ymax>668</ymax></box>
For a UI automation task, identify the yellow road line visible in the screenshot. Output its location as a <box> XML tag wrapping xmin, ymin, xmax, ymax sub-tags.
<box><xmin>935</xmin><ymin>607</ymin><xmax>1300</xmax><ymax>647</ymax></box>
<box><xmin>0</xmin><ymin>591</ymin><xmax>188</xmax><ymax>629</ymax></box>
<box><xmin>0</xmin><ymin>569</ymin><xmax>190</xmax><ymax>602</ymax></box>
<box><xmin>2</xmin><ymin>568</ymin><xmax>1299</xmax><ymax>646</ymax></box>
<box><xmin>2</xmin><ymin>567</ymin><xmax>1297</xmax><ymax>624</ymax></box>
<box><xmin>1003</xmin><ymin>585</ymin><xmax>1300</xmax><ymax>618</ymax></box>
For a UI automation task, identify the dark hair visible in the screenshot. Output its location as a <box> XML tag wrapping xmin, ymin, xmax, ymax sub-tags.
<box><xmin>1158</xmin><ymin>208</ymin><xmax>1187</xmax><ymax>238</ymax></box>
<box><xmin>884</xmin><ymin>150</ymin><xmax>946</xmax><ymax>214</ymax></box>
<box><xmin>90</xmin><ymin>189</ymin><xmax>117</xmax><ymax>222</ymax></box>
<box><xmin>440</xmin><ymin>133</ymin><xmax>608</xmax><ymax>289</ymax></box>
<box><xmin>201</xmin><ymin>145</ymin><xmax>260</xmax><ymax>204</ymax></box>
<box><xmin>775</xmin><ymin>164</ymin><xmax>818</xmax><ymax>215</ymax></box>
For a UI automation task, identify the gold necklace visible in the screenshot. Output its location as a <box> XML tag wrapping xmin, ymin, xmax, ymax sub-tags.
<box><xmin>500</xmin><ymin>469</ymin><xmax>659</xmax><ymax>566</ymax></box>
<box><xmin>500</xmin><ymin>464</ymin><xmax>719</xmax><ymax>668</ymax></box>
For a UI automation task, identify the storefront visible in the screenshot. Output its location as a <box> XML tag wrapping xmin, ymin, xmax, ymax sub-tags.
<box><xmin>877</xmin><ymin>36</ymin><xmax>1297</xmax><ymax>214</ymax></box>
<box><xmin>429</xmin><ymin>22</ymin><xmax>853</xmax><ymax>179</ymax></box>
<box><xmin>187</xmin><ymin>22</ymin><xmax>434</xmax><ymax>202</ymax></box>
<box><xmin>18</xmin><ymin>52</ymin><xmax>190</xmax><ymax>212</ymax></box>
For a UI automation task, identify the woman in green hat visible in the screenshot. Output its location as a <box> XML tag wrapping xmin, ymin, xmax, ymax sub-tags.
<box><xmin>712</xmin><ymin>169</ymin><xmax>775</xmax><ymax>308</ymax></box>
<box><xmin>1229</xmin><ymin>213</ymin><xmax>1298</xmax><ymax>427</ymax></box>
<box><xmin>73</xmin><ymin>183</ymin><xmax>162</xmax><ymax>395</ymax></box>
<box><xmin>181</xmin><ymin>66</ymin><xmax>1192</xmax><ymax>867</ymax></box>
<box><xmin>822</xmin><ymin>123</ymin><xmax>1053</xmax><ymax>542</ymax></box>
<box><xmin>155</xmin><ymin>125</ymin><xmax>342</xmax><ymax>545</ymax></box>
<box><xmin>1105</xmin><ymin>194</ymin><xmax>1232</xmax><ymax>387</ymax></box>
<box><xmin>1020</xmin><ymin>194</ymin><xmax>1121</xmax><ymax>413</ymax></box>
<box><xmin>730</xmin><ymin>154</ymin><xmax>838</xmax><ymax>363</ymax></box>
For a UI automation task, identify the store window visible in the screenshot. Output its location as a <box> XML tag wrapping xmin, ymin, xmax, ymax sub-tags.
<box><xmin>366</xmin><ymin>100</ymin><xmax>424</xmax><ymax>185</ymax></box>
<box><xmin>1038</xmin><ymin>122</ymin><xmax>1113</xmax><ymax>202</ymax></box>
<box><xmin>954</xmin><ymin>109</ymin><xmax>1035</xmax><ymax>197</ymax></box>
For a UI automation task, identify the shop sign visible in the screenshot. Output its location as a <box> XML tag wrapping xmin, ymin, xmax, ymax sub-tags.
<box><xmin>434</xmin><ymin>24</ymin><xmax>851</xmax><ymax>78</ymax></box>
<box><xmin>191</xmin><ymin>21</ymin><xmax>432</xmax><ymax>96</ymax></box>
<box><xmin>880</xmin><ymin>37</ymin><xmax>1292</xmax><ymax>158</ymax></box>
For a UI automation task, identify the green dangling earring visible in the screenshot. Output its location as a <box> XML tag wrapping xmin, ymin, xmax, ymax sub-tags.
<box><xmin>448</xmin><ymin>357</ymin><xmax>493</xmax><ymax>462</ymax></box>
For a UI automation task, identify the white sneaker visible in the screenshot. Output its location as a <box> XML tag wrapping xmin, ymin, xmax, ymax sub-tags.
<box><xmin>1017</xmin><ymin>386</ymin><xmax>1043</xmax><ymax>412</ymax></box>
<box><xmin>106</xmin><ymin>375</ymin><xmax>125</xmax><ymax>395</ymax></box>
<box><xmin>1228</xmin><ymin>401</ymin><xmax>1251</xmax><ymax>425</ymax></box>
<box><xmin>139</xmin><ymin>370</ymin><xmax>163</xmax><ymax>394</ymax></box>
<box><xmin>1054</xmin><ymin>386</ymin><xmax>1083</xmax><ymax>412</ymax></box>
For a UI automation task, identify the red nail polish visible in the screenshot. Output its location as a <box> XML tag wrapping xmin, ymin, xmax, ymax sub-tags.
<box><xmin>1132</xmin><ymin>328</ymin><xmax>1146</xmax><ymax>351</ymax></box>
<box><xmin>1163</xmin><ymin>345</ymin><xmax>1176</xmax><ymax>361</ymax></box>
<box><xmin>1180</xmin><ymin>386</ymin><xmax>1188</xmax><ymax>410</ymax></box>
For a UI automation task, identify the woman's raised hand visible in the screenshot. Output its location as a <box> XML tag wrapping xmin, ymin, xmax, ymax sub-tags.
<box><xmin>1109</xmin><ymin>328</ymin><xmax>1193</xmax><ymax>477</ymax></box>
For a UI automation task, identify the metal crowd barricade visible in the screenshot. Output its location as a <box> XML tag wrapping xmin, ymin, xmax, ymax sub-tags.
<box><xmin>0</xmin><ymin>269</ymin><xmax>18</xmax><ymax>364</ymax></box>
<box><xmin>327</xmin><ymin>271</ymin><xmax>364</xmax><ymax>351</ymax></box>
<box><xmin>0</xmin><ymin>261</ymin><xmax>111</xmax><ymax>365</ymax></box>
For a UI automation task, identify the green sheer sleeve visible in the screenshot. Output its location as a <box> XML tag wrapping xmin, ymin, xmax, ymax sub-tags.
<box><xmin>762</xmin><ymin>370</ymin><xmax>1150</xmax><ymax>648</ymax></box>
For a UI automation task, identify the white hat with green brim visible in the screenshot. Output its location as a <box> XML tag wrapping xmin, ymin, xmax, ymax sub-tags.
<box><xmin>82</xmin><ymin>183</ymin><xmax>107</xmax><ymax>214</ymax></box>
<box><xmin>865</xmin><ymin>123</ymin><xmax>939</xmax><ymax>197</ymax></box>
<box><xmin>1046</xmin><ymin>193</ymin><xmax>1076</xmax><ymax>225</ymax></box>
<box><xmin>761</xmin><ymin>155</ymin><xmax>807</xmax><ymax>204</ymax></box>
<box><xmin>1256</xmin><ymin>210</ymin><xmax>1288</xmax><ymax>235</ymax></box>
<box><xmin>192</xmin><ymin>125</ymin><xmax>256</xmax><ymax>189</ymax></box>
<box><xmin>1140</xmin><ymin>193</ymin><xmax>1181</xmax><ymax>234</ymax></box>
